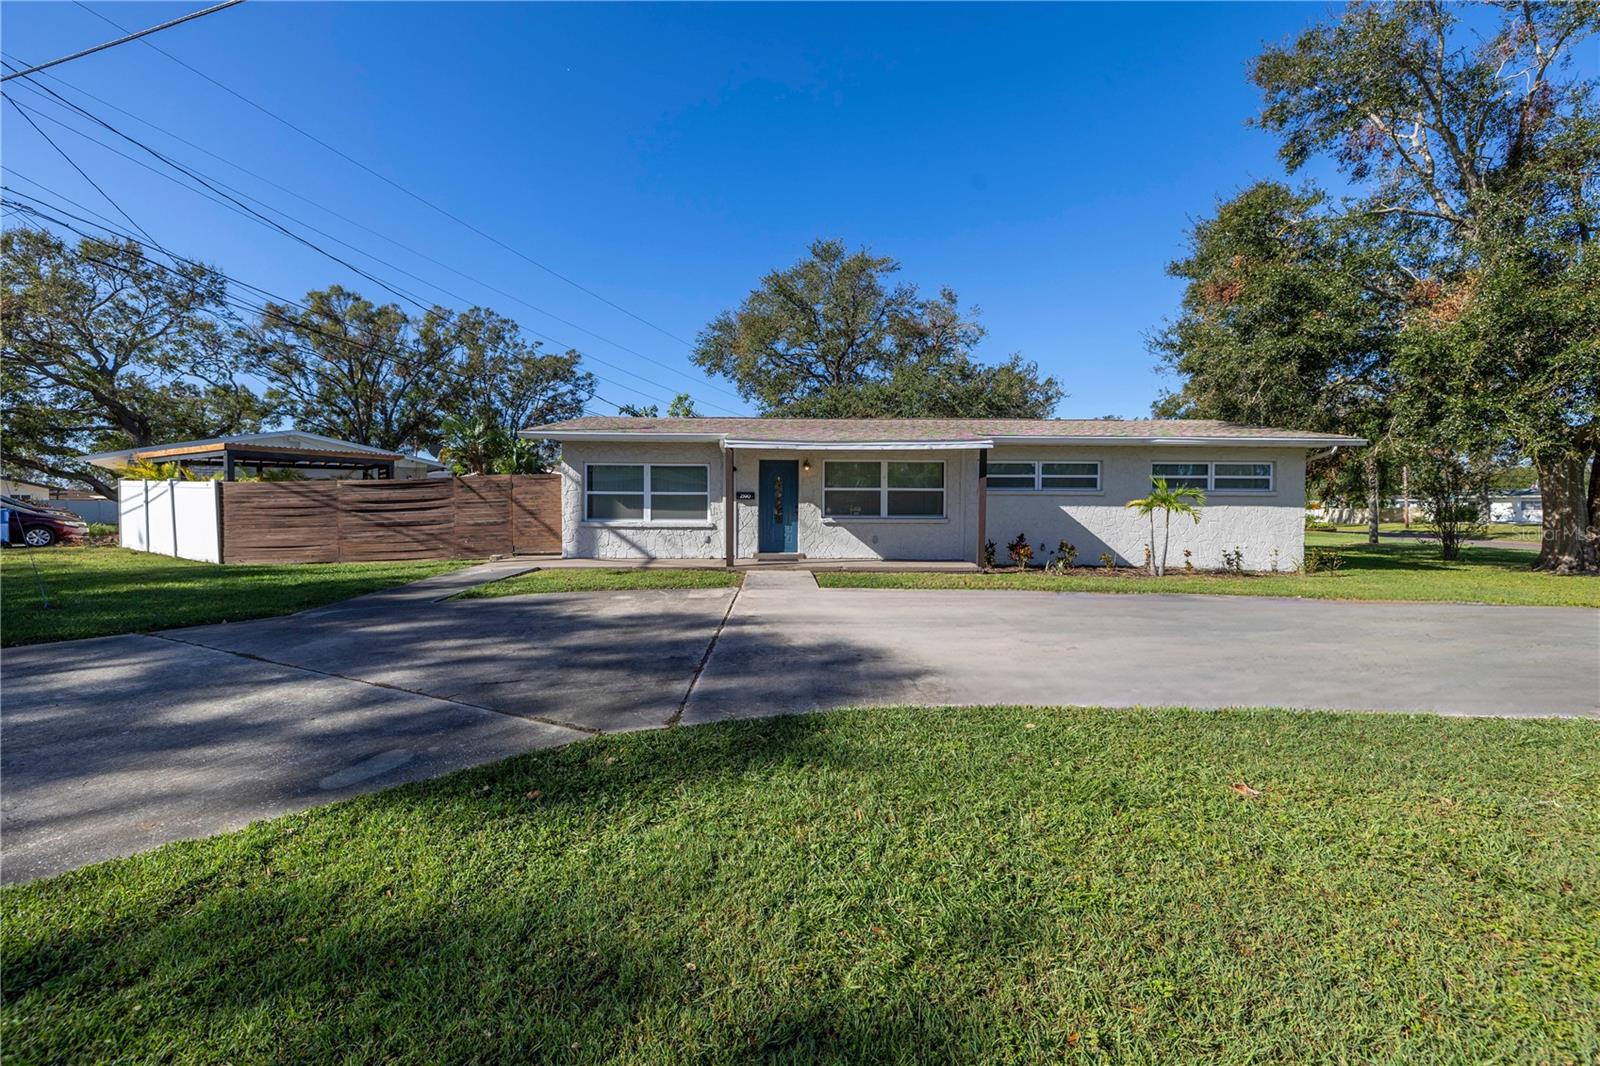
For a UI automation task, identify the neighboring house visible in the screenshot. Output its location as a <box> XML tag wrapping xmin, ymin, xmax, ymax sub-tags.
<box><xmin>1489</xmin><ymin>488</ymin><xmax>1542</xmax><ymax>525</ymax></box>
<box><xmin>84</xmin><ymin>431</ymin><xmax>447</xmax><ymax>482</ymax></box>
<box><xmin>529</xmin><ymin>417</ymin><xmax>1366</xmax><ymax>569</ymax></box>
<box><xmin>0</xmin><ymin>475</ymin><xmax>55</xmax><ymax>502</ymax></box>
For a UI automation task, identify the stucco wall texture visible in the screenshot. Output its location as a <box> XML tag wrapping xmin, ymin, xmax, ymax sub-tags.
<box><xmin>559</xmin><ymin>442</ymin><xmax>1307</xmax><ymax>570</ymax></box>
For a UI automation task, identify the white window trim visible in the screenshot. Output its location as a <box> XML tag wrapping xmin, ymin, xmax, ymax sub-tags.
<box><xmin>986</xmin><ymin>460</ymin><xmax>1101</xmax><ymax>493</ymax></box>
<box><xmin>584</xmin><ymin>462</ymin><xmax>711</xmax><ymax>525</ymax></box>
<box><xmin>822</xmin><ymin>459</ymin><xmax>946</xmax><ymax>520</ymax></box>
<box><xmin>1151</xmin><ymin>461</ymin><xmax>1275</xmax><ymax>494</ymax></box>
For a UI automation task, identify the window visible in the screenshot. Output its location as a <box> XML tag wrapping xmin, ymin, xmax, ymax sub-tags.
<box><xmin>1151</xmin><ymin>463</ymin><xmax>1209</xmax><ymax>490</ymax></box>
<box><xmin>586</xmin><ymin>463</ymin><xmax>708</xmax><ymax>523</ymax></box>
<box><xmin>823</xmin><ymin>460</ymin><xmax>945</xmax><ymax>518</ymax></box>
<box><xmin>1151</xmin><ymin>462</ymin><xmax>1274</xmax><ymax>493</ymax></box>
<box><xmin>985</xmin><ymin>460</ymin><xmax>1100</xmax><ymax>492</ymax></box>
<box><xmin>1213</xmin><ymin>462</ymin><xmax>1273</xmax><ymax>492</ymax></box>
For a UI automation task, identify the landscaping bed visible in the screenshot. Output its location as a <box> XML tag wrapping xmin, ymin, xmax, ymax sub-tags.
<box><xmin>3</xmin><ymin>706</ymin><xmax>1595</xmax><ymax>1063</ymax></box>
<box><xmin>0</xmin><ymin>546</ymin><xmax>471</xmax><ymax>646</ymax></box>
<box><xmin>819</xmin><ymin>533</ymin><xmax>1598</xmax><ymax>608</ymax></box>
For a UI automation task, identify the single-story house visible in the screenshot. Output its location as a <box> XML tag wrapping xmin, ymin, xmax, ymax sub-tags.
<box><xmin>84</xmin><ymin>431</ymin><xmax>447</xmax><ymax>481</ymax></box>
<box><xmin>528</xmin><ymin>417</ymin><xmax>1366</xmax><ymax>569</ymax></box>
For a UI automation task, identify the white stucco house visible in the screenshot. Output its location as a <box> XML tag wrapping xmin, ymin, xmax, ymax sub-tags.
<box><xmin>528</xmin><ymin>417</ymin><xmax>1365</xmax><ymax>569</ymax></box>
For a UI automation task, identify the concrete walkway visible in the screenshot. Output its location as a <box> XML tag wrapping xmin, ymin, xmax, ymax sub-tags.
<box><xmin>3</xmin><ymin>563</ymin><xmax>1595</xmax><ymax>882</ymax></box>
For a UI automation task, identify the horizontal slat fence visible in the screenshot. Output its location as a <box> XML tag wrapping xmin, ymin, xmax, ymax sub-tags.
<box><xmin>220</xmin><ymin>475</ymin><xmax>559</xmax><ymax>563</ymax></box>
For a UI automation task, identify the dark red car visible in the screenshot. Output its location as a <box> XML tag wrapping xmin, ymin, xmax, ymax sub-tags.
<box><xmin>2</xmin><ymin>496</ymin><xmax>88</xmax><ymax>547</ymax></box>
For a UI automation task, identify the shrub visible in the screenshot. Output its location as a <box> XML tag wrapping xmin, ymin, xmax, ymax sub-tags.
<box><xmin>1301</xmin><ymin>546</ymin><xmax>1345</xmax><ymax>574</ymax></box>
<box><xmin>1221</xmin><ymin>547</ymin><xmax>1245</xmax><ymax>574</ymax></box>
<box><xmin>981</xmin><ymin>540</ymin><xmax>997</xmax><ymax>569</ymax></box>
<box><xmin>1099</xmin><ymin>552</ymin><xmax>1116</xmax><ymax>571</ymax></box>
<box><xmin>1006</xmin><ymin>533</ymin><xmax>1033</xmax><ymax>569</ymax></box>
<box><xmin>1050</xmin><ymin>541</ymin><xmax>1077</xmax><ymax>571</ymax></box>
<box><xmin>1182</xmin><ymin>549</ymin><xmax>1195</xmax><ymax>574</ymax></box>
<box><xmin>86</xmin><ymin>523</ymin><xmax>117</xmax><ymax>537</ymax></box>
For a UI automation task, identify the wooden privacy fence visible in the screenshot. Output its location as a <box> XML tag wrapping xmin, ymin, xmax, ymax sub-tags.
<box><xmin>218</xmin><ymin>475</ymin><xmax>560</xmax><ymax>563</ymax></box>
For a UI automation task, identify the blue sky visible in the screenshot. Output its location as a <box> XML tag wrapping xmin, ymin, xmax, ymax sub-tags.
<box><xmin>3</xmin><ymin>2</ymin><xmax>1349</xmax><ymax>419</ymax></box>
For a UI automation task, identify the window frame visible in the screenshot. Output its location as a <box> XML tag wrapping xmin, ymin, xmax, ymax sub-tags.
<box><xmin>1150</xmin><ymin>461</ymin><xmax>1275</xmax><ymax>494</ymax></box>
<box><xmin>984</xmin><ymin>459</ymin><xmax>1101</xmax><ymax>494</ymax></box>
<box><xmin>584</xmin><ymin>462</ymin><xmax>711</xmax><ymax>525</ymax></box>
<box><xmin>823</xmin><ymin>459</ymin><xmax>947</xmax><ymax>520</ymax></box>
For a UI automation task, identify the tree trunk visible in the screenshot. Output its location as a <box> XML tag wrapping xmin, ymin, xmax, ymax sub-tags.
<box><xmin>1533</xmin><ymin>452</ymin><xmax>1598</xmax><ymax>574</ymax></box>
<box><xmin>1366</xmin><ymin>455</ymin><xmax>1381</xmax><ymax>545</ymax></box>
<box><xmin>1161</xmin><ymin>511</ymin><xmax>1171</xmax><ymax>577</ymax></box>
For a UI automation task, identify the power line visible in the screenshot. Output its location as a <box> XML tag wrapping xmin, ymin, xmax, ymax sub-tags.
<box><xmin>1</xmin><ymin>0</ymin><xmax>244</xmax><ymax>82</ymax></box>
<box><xmin>71</xmin><ymin>0</ymin><xmax>698</xmax><ymax>348</ymax></box>
<box><xmin>1</xmin><ymin>56</ymin><xmax>750</xmax><ymax>405</ymax></box>
<box><xmin>5</xmin><ymin>89</ymin><xmax>739</xmax><ymax>414</ymax></box>
<box><xmin>1</xmin><ymin>96</ymin><xmax>157</xmax><ymax>246</ymax></box>
<box><xmin>2</xmin><ymin>185</ymin><xmax>659</xmax><ymax>414</ymax></box>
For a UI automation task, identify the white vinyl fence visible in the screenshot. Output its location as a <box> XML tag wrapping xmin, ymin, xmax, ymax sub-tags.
<box><xmin>119</xmin><ymin>480</ymin><xmax>222</xmax><ymax>563</ymax></box>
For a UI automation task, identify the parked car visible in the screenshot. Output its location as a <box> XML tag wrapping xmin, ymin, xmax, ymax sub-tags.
<box><xmin>2</xmin><ymin>497</ymin><xmax>88</xmax><ymax>547</ymax></box>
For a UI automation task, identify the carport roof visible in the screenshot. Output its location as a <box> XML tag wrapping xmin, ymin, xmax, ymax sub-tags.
<box><xmin>525</xmin><ymin>416</ymin><xmax>1367</xmax><ymax>449</ymax></box>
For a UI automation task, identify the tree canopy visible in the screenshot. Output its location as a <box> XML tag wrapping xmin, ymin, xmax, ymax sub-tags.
<box><xmin>1</xmin><ymin>227</ymin><xmax>269</xmax><ymax>496</ymax></box>
<box><xmin>693</xmin><ymin>239</ymin><xmax>1062</xmax><ymax>418</ymax></box>
<box><xmin>1158</xmin><ymin>1</ymin><xmax>1599</xmax><ymax>571</ymax></box>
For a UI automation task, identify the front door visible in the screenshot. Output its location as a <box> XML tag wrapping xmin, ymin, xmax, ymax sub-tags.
<box><xmin>758</xmin><ymin>459</ymin><xmax>799</xmax><ymax>553</ymax></box>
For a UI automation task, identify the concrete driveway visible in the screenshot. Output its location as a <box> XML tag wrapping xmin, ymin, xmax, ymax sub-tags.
<box><xmin>3</xmin><ymin>566</ymin><xmax>1595</xmax><ymax>882</ymax></box>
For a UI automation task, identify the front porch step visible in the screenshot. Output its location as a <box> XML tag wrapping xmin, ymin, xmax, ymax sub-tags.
<box><xmin>753</xmin><ymin>552</ymin><xmax>805</xmax><ymax>561</ymax></box>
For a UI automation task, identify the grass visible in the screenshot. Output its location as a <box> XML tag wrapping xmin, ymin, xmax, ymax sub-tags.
<box><xmin>0</xmin><ymin>546</ymin><xmax>470</xmax><ymax>646</ymax></box>
<box><xmin>456</xmin><ymin>567</ymin><xmax>741</xmax><ymax>599</ymax></box>
<box><xmin>4</xmin><ymin>706</ymin><xmax>1596</xmax><ymax>1064</ymax></box>
<box><xmin>818</xmin><ymin>532</ymin><xmax>1599</xmax><ymax>608</ymax></box>
<box><xmin>1329</xmin><ymin>522</ymin><xmax>1542</xmax><ymax>541</ymax></box>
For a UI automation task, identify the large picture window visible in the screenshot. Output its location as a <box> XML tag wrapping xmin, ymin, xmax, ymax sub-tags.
<box><xmin>985</xmin><ymin>460</ymin><xmax>1100</xmax><ymax>492</ymax></box>
<box><xmin>585</xmin><ymin>463</ymin><xmax>709</xmax><ymax>523</ymax></box>
<box><xmin>1151</xmin><ymin>461</ymin><xmax>1273</xmax><ymax>493</ymax></box>
<box><xmin>824</xmin><ymin>460</ymin><xmax>945</xmax><ymax>518</ymax></box>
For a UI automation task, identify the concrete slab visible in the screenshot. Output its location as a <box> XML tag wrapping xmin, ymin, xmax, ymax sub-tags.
<box><xmin>0</xmin><ymin>633</ymin><xmax>574</xmax><ymax>883</ymax></box>
<box><xmin>684</xmin><ymin>587</ymin><xmax>1600</xmax><ymax>724</ymax></box>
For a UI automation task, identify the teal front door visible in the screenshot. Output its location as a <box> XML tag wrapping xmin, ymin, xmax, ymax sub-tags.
<box><xmin>758</xmin><ymin>460</ymin><xmax>799</xmax><ymax>553</ymax></box>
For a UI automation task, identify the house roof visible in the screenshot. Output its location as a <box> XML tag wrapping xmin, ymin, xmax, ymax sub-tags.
<box><xmin>84</xmin><ymin>431</ymin><xmax>447</xmax><ymax>471</ymax></box>
<box><xmin>524</xmin><ymin>417</ymin><xmax>1367</xmax><ymax>449</ymax></box>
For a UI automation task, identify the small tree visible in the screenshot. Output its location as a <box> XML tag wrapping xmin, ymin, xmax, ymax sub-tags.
<box><xmin>1415</xmin><ymin>453</ymin><xmax>1489</xmax><ymax>561</ymax></box>
<box><xmin>1125</xmin><ymin>477</ymin><xmax>1205</xmax><ymax>576</ymax></box>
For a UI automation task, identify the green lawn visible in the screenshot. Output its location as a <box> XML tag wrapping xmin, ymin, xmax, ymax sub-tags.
<box><xmin>0</xmin><ymin>546</ymin><xmax>470</xmax><ymax>646</ymax></box>
<box><xmin>456</xmin><ymin>567</ymin><xmax>741</xmax><ymax>599</ymax></box>
<box><xmin>1328</xmin><ymin>522</ymin><xmax>1542</xmax><ymax>541</ymax></box>
<box><xmin>4</xmin><ymin>707</ymin><xmax>1595</xmax><ymax>1063</ymax></box>
<box><xmin>819</xmin><ymin>533</ymin><xmax>1598</xmax><ymax>607</ymax></box>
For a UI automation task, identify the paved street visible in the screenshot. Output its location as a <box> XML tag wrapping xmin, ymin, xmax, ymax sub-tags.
<box><xmin>4</xmin><ymin>566</ymin><xmax>1595</xmax><ymax>882</ymax></box>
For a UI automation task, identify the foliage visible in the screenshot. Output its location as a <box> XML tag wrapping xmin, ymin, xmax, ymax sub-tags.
<box><xmin>1221</xmin><ymin>547</ymin><xmax>1245</xmax><ymax>575</ymax></box>
<box><xmin>981</xmin><ymin>539</ymin><xmax>997</xmax><ymax>569</ymax></box>
<box><xmin>1300</xmin><ymin>546</ymin><xmax>1345</xmax><ymax>575</ymax></box>
<box><xmin>424</xmin><ymin>306</ymin><xmax>593</xmax><ymax>466</ymax></box>
<box><xmin>0</xmin><ymin>227</ymin><xmax>270</xmax><ymax>497</ymax></box>
<box><xmin>1151</xmin><ymin>182</ymin><xmax>1401</xmax><ymax>508</ymax></box>
<box><xmin>1413</xmin><ymin>452</ymin><xmax>1490</xmax><ymax>561</ymax></box>
<box><xmin>1099</xmin><ymin>552</ymin><xmax>1116</xmax><ymax>571</ymax></box>
<box><xmin>819</xmin><ymin>533</ymin><xmax>1599</xmax><ymax>606</ymax></box>
<box><xmin>1048</xmin><ymin>540</ymin><xmax>1077</xmax><ymax>571</ymax></box>
<box><xmin>1250</xmin><ymin>1</ymin><xmax>1600</xmax><ymax>571</ymax></box>
<box><xmin>0</xmin><ymin>548</ymin><xmax>466</xmax><ymax>646</ymax></box>
<box><xmin>667</xmin><ymin>393</ymin><xmax>700</xmax><ymax>418</ymax></box>
<box><xmin>693</xmin><ymin>239</ymin><xmax>1062</xmax><ymax>417</ymax></box>
<box><xmin>7</xmin><ymin>706</ymin><xmax>1594</xmax><ymax>1063</ymax></box>
<box><xmin>125</xmin><ymin>459</ymin><xmax>211</xmax><ymax>482</ymax></box>
<box><xmin>1005</xmin><ymin>532</ymin><xmax>1033</xmax><ymax>568</ymax></box>
<box><xmin>1125</xmin><ymin>476</ymin><xmax>1205</xmax><ymax>576</ymax></box>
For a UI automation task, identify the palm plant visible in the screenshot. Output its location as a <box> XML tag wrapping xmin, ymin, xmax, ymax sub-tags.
<box><xmin>1125</xmin><ymin>476</ymin><xmax>1205</xmax><ymax>576</ymax></box>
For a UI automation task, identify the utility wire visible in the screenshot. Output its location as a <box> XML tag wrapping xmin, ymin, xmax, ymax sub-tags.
<box><xmin>5</xmin><ymin>88</ymin><xmax>738</xmax><ymax>413</ymax></box>
<box><xmin>1</xmin><ymin>0</ymin><xmax>244</xmax><ymax>82</ymax></box>
<box><xmin>71</xmin><ymin>0</ymin><xmax>698</xmax><ymax>349</ymax></box>
<box><xmin>2</xmin><ymin>95</ymin><xmax>158</xmax><ymax>246</ymax></box>
<box><xmin>2</xmin><ymin>187</ymin><xmax>657</xmax><ymax>414</ymax></box>
<box><xmin>1</xmin><ymin>56</ymin><xmax>750</xmax><ymax>405</ymax></box>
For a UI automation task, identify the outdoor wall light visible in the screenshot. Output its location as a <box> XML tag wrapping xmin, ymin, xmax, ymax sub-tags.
<box><xmin>802</xmin><ymin>458</ymin><xmax>811</xmax><ymax>471</ymax></box>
